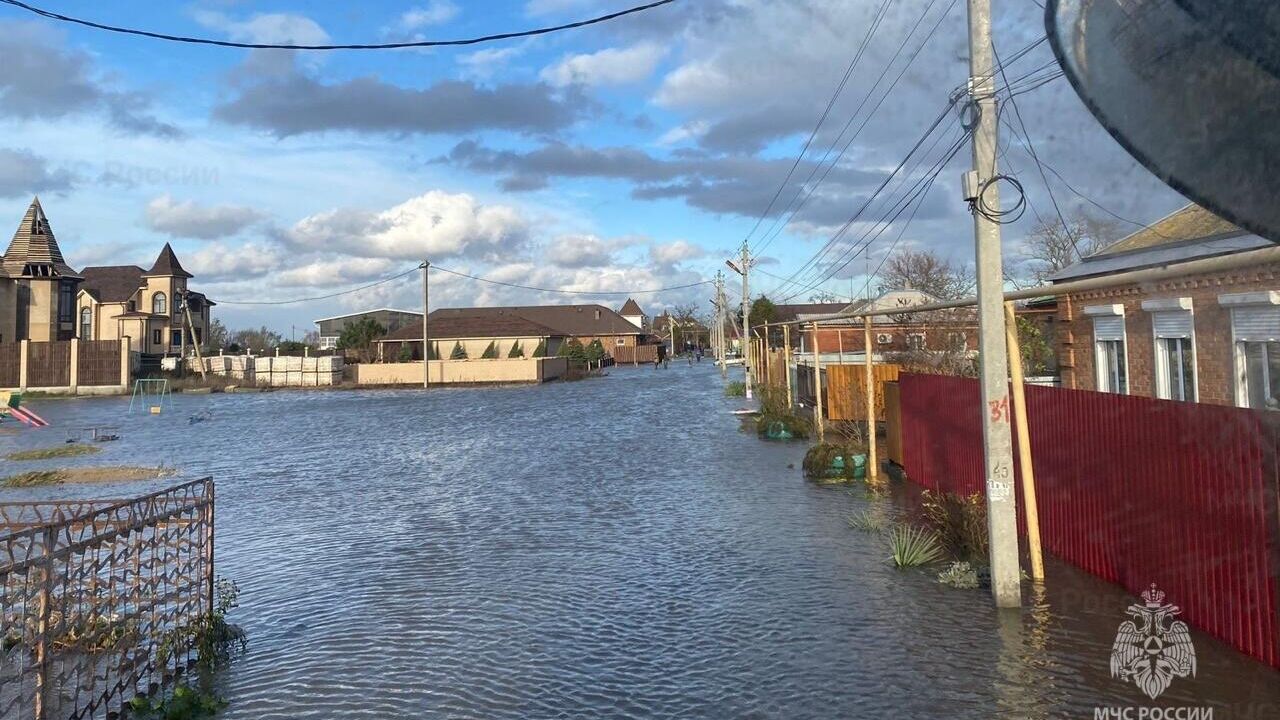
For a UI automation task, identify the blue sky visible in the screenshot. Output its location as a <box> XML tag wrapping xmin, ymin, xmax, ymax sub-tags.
<box><xmin>0</xmin><ymin>0</ymin><xmax>1187</xmax><ymax>335</ymax></box>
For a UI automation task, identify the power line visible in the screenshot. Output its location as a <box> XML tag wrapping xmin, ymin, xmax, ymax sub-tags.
<box><xmin>211</xmin><ymin>266</ymin><xmax>422</xmax><ymax>305</ymax></box>
<box><xmin>431</xmin><ymin>265</ymin><xmax>712</xmax><ymax>295</ymax></box>
<box><xmin>0</xmin><ymin>0</ymin><xmax>679</xmax><ymax>50</ymax></box>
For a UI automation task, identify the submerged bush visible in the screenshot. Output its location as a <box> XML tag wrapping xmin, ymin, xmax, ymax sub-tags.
<box><xmin>128</xmin><ymin>684</ymin><xmax>226</xmax><ymax>720</ymax></box>
<box><xmin>724</xmin><ymin>381</ymin><xmax>746</xmax><ymax>397</ymax></box>
<box><xmin>918</xmin><ymin>490</ymin><xmax>988</xmax><ymax>562</ymax></box>
<box><xmin>802</xmin><ymin>443</ymin><xmax>864</xmax><ymax>480</ymax></box>
<box><xmin>847</xmin><ymin>509</ymin><xmax>889</xmax><ymax>533</ymax></box>
<box><xmin>6</xmin><ymin>444</ymin><xmax>100</xmax><ymax>461</ymax></box>
<box><xmin>888</xmin><ymin>524</ymin><xmax>944</xmax><ymax>568</ymax></box>
<box><xmin>937</xmin><ymin>561</ymin><xmax>979</xmax><ymax>589</ymax></box>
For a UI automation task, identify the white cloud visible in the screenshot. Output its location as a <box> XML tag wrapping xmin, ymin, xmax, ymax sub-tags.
<box><xmin>192</xmin><ymin>11</ymin><xmax>330</xmax><ymax>45</ymax></box>
<box><xmin>283</xmin><ymin>190</ymin><xmax>529</xmax><ymax>262</ymax></box>
<box><xmin>458</xmin><ymin>46</ymin><xmax>524</xmax><ymax>80</ymax></box>
<box><xmin>185</xmin><ymin>241</ymin><xmax>285</xmax><ymax>282</ymax></box>
<box><xmin>540</xmin><ymin>43</ymin><xmax>665</xmax><ymax>88</ymax></box>
<box><xmin>144</xmin><ymin>195</ymin><xmax>265</xmax><ymax>240</ymax></box>
<box><xmin>655</xmin><ymin>120</ymin><xmax>709</xmax><ymax>146</ymax></box>
<box><xmin>399</xmin><ymin>1</ymin><xmax>460</xmax><ymax>30</ymax></box>
<box><xmin>524</xmin><ymin>0</ymin><xmax>594</xmax><ymax>17</ymax></box>
<box><xmin>276</xmin><ymin>256</ymin><xmax>399</xmax><ymax>287</ymax></box>
<box><xmin>649</xmin><ymin>239</ymin><xmax>704</xmax><ymax>265</ymax></box>
<box><xmin>545</xmin><ymin>234</ymin><xmax>615</xmax><ymax>268</ymax></box>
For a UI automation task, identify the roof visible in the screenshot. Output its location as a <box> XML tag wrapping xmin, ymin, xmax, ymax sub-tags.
<box><xmin>774</xmin><ymin>301</ymin><xmax>867</xmax><ymax>323</ymax></box>
<box><xmin>79</xmin><ymin>266</ymin><xmax>146</xmax><ymax>303</ymax></box>
<box><xmin>2</xmin><ymin>197</ymin><xmax>81</xmax><ymax>279</ymax></box>
<box><xmin>618</xmin><ymin>298</ymin><xmax>644</xmax><ymax>316</ymax></box>
<box><xmin>313</xmin><ymin>308</ymin><xmax>424</xmax><ymax>324</ymax></box>
<box><xmin>380</xmin><ymin>310</ymin><xmax>561</xmax><ymax>342</ymax></box>
<box><xmin>143</xmin><ymin>242</ymin><xmax>193</xmax><ymax>278</ymax></box>
<box><xmin>1051</xmin><ymin>203</ymin><xmax>1266</xmax><ymax>281</ymax></box>
<box><xmin>1093</xmin><ymin>203</ymin><xmax>1242</xmax><ymax>256</ymax></box>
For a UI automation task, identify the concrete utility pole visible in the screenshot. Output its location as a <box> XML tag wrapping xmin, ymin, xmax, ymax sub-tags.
<box><xmin>864</xmin><ymin>315</ymin><xmax>877</xmax><ymax>482</ymax></box>
<box><xmin>741</xmin><ymin>243</ymin><xmax>753</xmax><ymax>399</ymax></box>
<box><xmin>430</xmin><ymin>254</ymin><xmax>435</xmax><ymax>384</ymax></box>
<box><xmin>968</xmin><ymin>0</ymin><xmax>1021</xmax><ymax>608</ymax></box>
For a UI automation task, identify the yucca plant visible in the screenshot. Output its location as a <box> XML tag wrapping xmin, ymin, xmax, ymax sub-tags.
<box><xmin>847</xmin><ymin>509</ymin><xmax>888</xmax><ymax>533</ymax></box>
<box><xmin>888</xmin><ymin>524</ymin><xmax>944</xmax><ymax>568</ymax></box>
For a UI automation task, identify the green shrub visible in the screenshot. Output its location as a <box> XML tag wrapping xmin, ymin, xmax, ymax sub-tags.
<box><xmin>508</xmin><ymin>341</ymin><xmax>524</xmax><ymax>358</ymax></box>
<box><xmin>128</xmin><ymin>684</ymin><xmax>226</xmax><ymax>720</ymax></box>
<box><xmin>532</xmin><ymin>339</ymin><xmax>547</xmax><ymax>358</ymax></box>
<box><xmin>585</xmin><ymin>339</ymin><xmax>606</xmax><ymax>362</ymax></box>
<box><xmin>937</xmin><ymin>561</ymin><xmax>979</xmax><ymax>589</ymax></box>
<box><xmin>801</xmin><ymin>443</ymin><xmax>863</xmax><ymax>480</ymax></box>
<box><xmin>724</xmin><ymin>381</ymin><xmax>746</xmax><ymax>397</ymax></box>
<box><xmin>888</xmin><ymin>524</ymin><xmax>944</xmax><ymax>568</ymax></box>
<box><xmin>918</xmin><ymin>490</ymin><xmax>988</xmax><ymax>562</ymax></box>
<box><xmin>847</xmin><ymin>509</ymin><xmax>888</xmax><ymax>533</ymax></box>
<box><xmin>481</xmin><ymin>341</ymin><xmax>499</xmax><ymax>359</ymax></box>
<box><xmin>450</xmin><ymin>342</ymin><xmax>467</xmax><ymax>360</ymax></box>
<box><xmin>557</xmin><ymin>339</ymin><xmax>587</xmax><ymax>361</ymax></box>
<box><xmin>397</xmin><ymin>345</ymin><xmax>414</xmax><ymax>363</ymax></box>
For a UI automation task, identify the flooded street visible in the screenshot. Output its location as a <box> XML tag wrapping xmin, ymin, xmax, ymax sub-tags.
<box><xmin>3</xmin><ymin>365</ymin><xmax>1278</xmax><ymax>719</ymax></box>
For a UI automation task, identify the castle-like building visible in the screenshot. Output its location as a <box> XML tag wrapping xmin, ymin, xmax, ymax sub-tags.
<box><xmin>0</xmin><ymin>197</ymin><xmax>212</xmax><ymax>353</ymax></box>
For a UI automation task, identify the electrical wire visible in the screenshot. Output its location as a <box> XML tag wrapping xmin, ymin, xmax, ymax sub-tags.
<box><xmin>0</xmin><ymin>0</ymin><xmax>679</xmax><ymax>50</ymax></box>
<box><xmin>211</xmin><ymin>266</ymin><xmax>422</xmax><ymax>305</ymax></box>
<box><xmin>430</xmin><ymin>265</ymin><xmax>712</xmax><ymax>295</ymax></box>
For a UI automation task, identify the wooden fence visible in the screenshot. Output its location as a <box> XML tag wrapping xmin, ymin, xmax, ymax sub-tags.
<box><xmin>795</xmin><ymin>362</ymin><xmax>901</xmax><ymax>420</ymax></box>
<box><xmin>611</xmin><ymin>344</ymin><xmax>659</xmax><ymax>365</ymax></box>
<box><xmin>0</xmin><ymin>343</ymin><xmax>18</xmax><ymax>388</ymax></box>
<box><xmin>77</xmin><ymin>340</ymin><xmax>119</xmax><ymax>386</ymax></box>
<box><xmin>24</xmin><ymin>342</ymin><xmax>69</xmax><ymax>388</ymax></box>
<box><xmin>893</xmin><ymin>372</ymin><xmax>1280</xmax><ymax>670</ymax></box>
<box><xmin>0</xmin><ymin>340</ymin><xmax>126</xmax><ymax>390</ymax></box>
<box><xmin>0</xmin><ymin>479</ymin><xmax>215</xmax><ymax>720</ymax></box>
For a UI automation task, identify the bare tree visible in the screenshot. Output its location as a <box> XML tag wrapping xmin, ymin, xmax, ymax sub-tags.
<box><xmin>881</xmin><ymin>249</ymin><xmax>975</xmax><ymax>300</ymax></box>
<box><xmin>1020</xmin><ymin>211</ymin><xmax>1125</xmax><ymax>282</ymax></box>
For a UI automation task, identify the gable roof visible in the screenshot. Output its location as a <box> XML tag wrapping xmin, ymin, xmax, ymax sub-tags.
<box><xmin>1051</xmin><ymin>203</ymin><xmax>1268</xmax><ymax>282</ymax></box>
<box><xmin>79</xmin><ymin>266</ymin><xmax>146</xmax><ymax>303</ymax></box>
<box><xmin>618</xmin><ymin>298</ymin><xmax>644</xmax><ymax>316</ymax></box>
<box><xmin>773</xmin><ymin>301</ymin><xmax>867</xmax><ymax>323</ymax></box>
<box><xmin>380</xmin><ymin>309</ymin><xmax>562</xmax><ymax>342</ymax></box>
<box><xmin>2</xmin><ymin>197</ymin><xmax>81</xmax><ymax>279</ymax></box>
<box><xmin>144</xmin><ymin>242</ymin><xmax>193</xmax><ymax>278</ymax></box>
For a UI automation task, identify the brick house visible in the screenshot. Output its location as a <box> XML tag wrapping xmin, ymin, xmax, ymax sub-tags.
<box><xmin>1052</xmin><ymin>203</ymin><xmax>1278</xmax><ymax>408</ymax></box>
<box><xmin>376</xmin><ymin>303</ymin><xmax>645</xmax><ymax>358</ymax></box>
<box><xmin>0</xmin><ymin>197</ymin><xmax>82</xmax><ymax>343</ymax></box>
<box><xmin>782</xmin><ymin>290</ymin><xmax>979</xmax><ymax>356</ymax></box>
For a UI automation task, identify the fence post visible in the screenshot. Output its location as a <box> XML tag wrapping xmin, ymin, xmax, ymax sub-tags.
<box><xmin>812</xmin><ymin>321</ymin><xmax>824</xmax><ymax>443</ymax></box>
<box><xmin>206</xmin><ymin>480</ymin><xmax>216</xmax><ymax>617</ymax></box>
<box><xmin>864</xmin><ymin>316</ymin><xmax>878</xmax><ymax>482</ymax></box>
<box><xmin>783</xmin><ymin>325</ymin><xmax>793</xmax><ymax>409</ymax></box>
<box><xmin>119</xmin><ymin>337</ymin><xmax>131</xmax><ymax>389</ymax></box>
<box><xmin>19</xmin><ymin>338</ymin><xmax>28</xmax><ymax>391</ymax></box>
<box><xmin>69</xmin><ymin>337</ymin><xmax>79</xmax><ymax>393</ymax></box>
<box><xmin>33</xmin><ymin>525</ymin><xmax>56</xmax><ymax>720</ymax></box>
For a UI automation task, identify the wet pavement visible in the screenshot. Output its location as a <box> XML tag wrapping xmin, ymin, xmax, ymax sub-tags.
<box><xmin>2</xmin><ymin>363</ymin><xmax>1277</xmax><ymax>719</ymax></box>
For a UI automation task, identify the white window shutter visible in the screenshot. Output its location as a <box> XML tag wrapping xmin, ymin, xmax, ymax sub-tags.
<box><xmin>1152</xmin><ymin>311</ymin><xmax>1193</xmax><ymax>339</ymax></box>
<box><xmin>1093</xmin><ymin>315</ymin><xmax>1125</xmax><ymax>341</ymax></box>
<box><xmin>1232</xmin><ymin>306</ymin><xmax>1280</xmax><ymax>341</ymax></box>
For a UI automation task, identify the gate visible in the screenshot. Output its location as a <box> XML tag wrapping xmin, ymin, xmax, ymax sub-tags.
<box><xmin>76</xmin><ymin>341</ymin><xmax>119</xmax><ymax>387</ymax></box>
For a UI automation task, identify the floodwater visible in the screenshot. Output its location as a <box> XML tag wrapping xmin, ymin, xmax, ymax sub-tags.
<box><xmin>3</xmin><ymin>364</ymin><xmax>1278</xmax><ymax>719</ymax></box>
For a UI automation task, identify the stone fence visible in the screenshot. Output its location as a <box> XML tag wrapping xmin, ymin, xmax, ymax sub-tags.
<box><xmin>356</xmin><ymin>357</ymin><xmax>568</xmax><ymax>385</ymax></box>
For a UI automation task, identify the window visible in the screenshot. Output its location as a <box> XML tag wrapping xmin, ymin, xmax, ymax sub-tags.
<box><xmin>153</xmin><ymin>329</ymin><xmax>162</xmax><ymax>345</ymax></box>
<box><xmin>58</xmin><ymin>282</ymin><xmax>74</xmax><ymax>323</ymax></box>
<box><xmin>907</xmin><ymin>333</ymin><xmax>926</xmax><ymax>350</ymax></box>
<box><xmin>1144</xmin><ymin>298</ymin><xmax>1196</xmax><ymax>402</ymax></box>
<box><xmin>1222</xmin><ymin>292</ymin><xmax>1280</xmax><ymax>409</ymax></box>
<box><xmin>946</xmin><ymin>332</ymin><xmax>966</xmax><ymax>351</ymax></box>
<box><xmin>79</xmin><ymin>307</ymin><xmax>91</xmax><ymax>339</ymax></box>
<box><xmin>172</xmin><ymin>329</ymin><xmax>183</xmax><ymax>347</ymax></box>
<box><xmin>1087</xmin><ymin>304</ymin><xmax>1127</xmax><ymax>394</ymax></box>
<box><xmin>319</xmin><ymin>336</ymin><xmax>338</xmax><ymax>350</ymax></box>
<box><xmin>152</xmin><ymin>292</ymin><xmax>167</xmax><ymax>315</ymax></box>
<box><xmin>616</xmin><ymin>338</ymin><xmax>625</xmax><ymax>346</ymax></box>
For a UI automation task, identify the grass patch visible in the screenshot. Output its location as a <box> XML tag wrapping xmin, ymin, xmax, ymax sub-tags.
<box><xmin>724</xmin><ymin>381</ymin><xmax>746</xmax><ymax>397</ymax></box>
<box><xmin>918</xmin><ymin>490</ymin><xmax>988</xmax><ymax>562</ymax></box>
<box><xmin>937</xmin><ymin>561</ymin><xmax>980</xmax><ymax>589</ymax></box>
<box><xmin>5</xmin><ymin>444</ymin><xmax>101</xmax><ymax>461</ymax></box>
<box><xmin>1</xmin><ymin>471</ymin><xmax>67</xmax><ymax>487</ymax></box>
<box><xmin>847</xmin><ymin>509</ymin><xmax>889</xmax><ymax>533</ymax></box>
<box><xmin>888</xmin><ymin>524</ymin><xmax>945</xmax><ymax>568</ymax></box>
<box><xmin>1</xmin><ymin>466</ymin><xmax>173</xmax><ymax>488</ymax></box>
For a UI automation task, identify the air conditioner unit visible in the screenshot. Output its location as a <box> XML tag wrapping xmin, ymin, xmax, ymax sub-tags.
<box><xmin>876</xmin><ymin>333</ymin><xmax>893</xmax><ymax>345</ymax></box>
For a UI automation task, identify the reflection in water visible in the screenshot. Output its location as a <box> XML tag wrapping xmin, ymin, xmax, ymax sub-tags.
<box><xmin>2</xmin><ymin>364</ymin><xmax>1277</xmax><ymax>719</ymax></box>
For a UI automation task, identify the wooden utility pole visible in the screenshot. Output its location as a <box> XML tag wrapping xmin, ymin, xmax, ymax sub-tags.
<box><xmin>430</xmin><ymin>260</ymin><xmax>435</xmax><ymax>386</ymax></box>
<box><xmin>811</xmin><ymin>321</ymin><xmax>824</xmax><ymax>443</ymax></box>
<box><xmin>864</xmin><ymin>315</ymin><xmax>877</xmax><ymax>481</ymax></box>
<box><xmin>181</xmin><ymin>294</ymin><xmax>207</xmax><ymax>380</ymax></box>
<box><xmin>969</xmin><ymin>0</ymin><xmax>1021</xmax><ymax>607</ymax></box>
<box><xmin>1005</xmin><ymin>301</ymin><xmax>1044</xmax><ymax>580</ymax></box>
<box><xmin>783</xmin><ymin>324</ymin><xmax>793</xmax><ymax>408</ymax></box>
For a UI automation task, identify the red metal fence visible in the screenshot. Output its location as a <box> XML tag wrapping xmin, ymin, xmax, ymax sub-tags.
<box><xmin>896</xmin><ymin>373</ymin><xmax>1280</xmax><ymax>669</ymax></box>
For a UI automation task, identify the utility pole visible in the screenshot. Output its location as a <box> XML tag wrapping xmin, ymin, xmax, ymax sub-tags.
<box><xmin>968</xmin><ymin>0</ymin><xmax>1021</xmax><ymax>608</ymax></box>
<box><xmin>740</xmin><ymin>243</ymin><xmax>752</xmax><ymax>399</ymax></box>
<box><xmin>430</xmin><ymin>258</ymin><xmax>435</xmax><ymax>386</ymax></box>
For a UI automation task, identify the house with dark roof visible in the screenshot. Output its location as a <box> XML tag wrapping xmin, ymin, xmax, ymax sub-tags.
<box><xmin>77</xmin><ymin>243</ymin><xmax>213</xmax><ymax>356</ymax></box>
<box><xmin>314</xmin><ymin>308</ymin><xmax>424</xmax><ymax>350</ymax></box>
<box><xmin>375</xmin><ymin>303</ymin><xmax>646</xmax><ymax>360</ymax></box>
<box><xmin>618</xmin><ymin>297</ymin><xmax>648</xmax><ymax>331</ymax></box>
<box><xmin>0</xmin><ymin>197</ymin><xmax>82</xmax><ymax>342</ymax></box>
<box><xmin>775</xmin><ymin>290</ymin><xmax>978</xmax><ymax>356</ymax></box>
<box><xmin>1051</xmin><ymin>202</ymin><xmax>1278</xmax><ymax>408</ymax></box>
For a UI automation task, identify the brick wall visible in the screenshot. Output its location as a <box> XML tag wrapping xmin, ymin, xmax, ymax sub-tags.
<box><xmin>803</xmin><ymin>323</ymin><xmax>979</xmax><ymax>354</ymax></box>
<box><xmin>1057</xmin><ymin>261</ymin><xmax>1280</xmax><ymax>406</ymax></box>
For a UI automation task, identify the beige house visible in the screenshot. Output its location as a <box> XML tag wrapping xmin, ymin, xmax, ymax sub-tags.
<box><xmin>78</xmin><ymin>244</ymin><xmax>214</xmax><ymax>355</ymax></box>
<box><xmin>0</xmin><ymin>198</ymin><xmax>213</xmax><ymax>355</ymax></box>
<box><xmin>0</xmin><ymin>197</ymin><xmax>82</xmax><ymax>343</ymax></box>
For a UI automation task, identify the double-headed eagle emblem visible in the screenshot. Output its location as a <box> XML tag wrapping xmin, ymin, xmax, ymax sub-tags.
<box><xmin>1110</xmin><ymin>584</ymin><xmax>1197</xmax><ymax>699</ymax></box>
